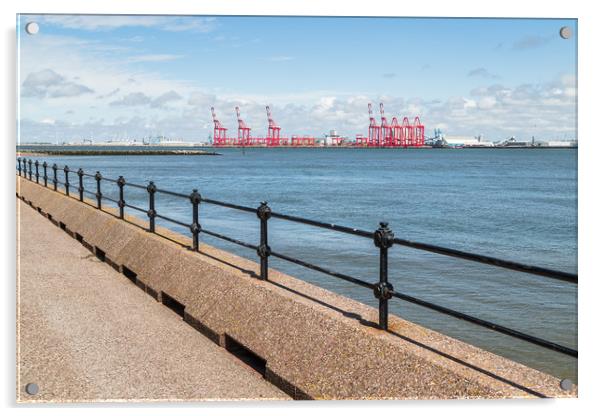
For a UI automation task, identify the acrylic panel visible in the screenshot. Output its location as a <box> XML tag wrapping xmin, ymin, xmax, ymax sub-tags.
<box><xmin>16</xmin><ymin>14</ymin><xmax>577</xmax><ymax>402</ymax></box>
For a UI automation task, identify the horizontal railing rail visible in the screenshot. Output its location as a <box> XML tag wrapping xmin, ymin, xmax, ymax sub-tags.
<box><xmin>15</xmin><ymin>157</ymin><xmax>578</xmax><ymax>359</ymax></box>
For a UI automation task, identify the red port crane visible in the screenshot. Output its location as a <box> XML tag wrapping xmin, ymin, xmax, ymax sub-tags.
<box><xmin>211</xmin><ymin>107</ymin><xmax>229</xmax><ymax>146</ymax></box>
<box><xmin>379</xmin><ymin>103</ymin><xmax>393</xmax><ymax>147</ymax></box>
<box><xmin>368</xmin><ymin>103</ymin><xmax>380</xmax><ymax>147</ymax></box>
<box><xmin>401</xmin><ymin>117</ymin><xmax>411</xmax><ymax>147</ymax></box>
<box><xmin>266</xmin><ymin>106</ymin><xmax>282</xmax><ymax>147</ymax></box>
<box><xmin>235</xmin><ymin>106</ymin><xmax>251</xmax><ymax>146</ymax></box>
<box><xmin>413</xmin><ymin>116</ymin><xmax>425</xmax><ymax>146</ymax></box>
<box><xmin>391</xmin><ymin>116</ymin><xmax>401</xmax><ymax>147</ymax></box>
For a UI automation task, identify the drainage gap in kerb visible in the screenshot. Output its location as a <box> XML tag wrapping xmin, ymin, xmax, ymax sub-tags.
<box><xmin>224</xmin><ymin>334</ymin><xmax>267</xmax><ymax>377</ymax></box>
<box><xmin>161</xmin><ymin>292</ymin><xmax>185</xmax><ymax>317</ymax></box>
<box><xmin>122</xmin><ymin>266</ymin><xmax>137</xmax><ymax>284</ymax></box>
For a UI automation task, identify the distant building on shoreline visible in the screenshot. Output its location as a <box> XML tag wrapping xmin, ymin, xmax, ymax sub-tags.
<box><xmin>428</xmin><ymin>129</ymin><xmax>577</xmax><ymax>148</ymax></box>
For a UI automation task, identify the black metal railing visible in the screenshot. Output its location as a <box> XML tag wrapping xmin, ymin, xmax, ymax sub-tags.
<box><xmin>15</xmin><ymin>157</ymin><xmax>578</xmax><ymax>358</ymax></box>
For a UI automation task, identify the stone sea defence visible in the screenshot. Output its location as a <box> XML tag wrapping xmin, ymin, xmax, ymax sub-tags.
<box><xmin>16</xmin><ymin>176</ymin><xmax>576</xmax><ymax>400</ymax></box>
<box><xmin>17</xmin><ymin>149</ymin><xmax>220</xmax><ymax>156</ymax></box>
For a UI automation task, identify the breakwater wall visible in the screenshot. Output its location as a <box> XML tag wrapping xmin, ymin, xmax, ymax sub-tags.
<box><xmin>17</xmin><ymin>149</ymin><xmax>220</xmax><ymax>156</ymax></box>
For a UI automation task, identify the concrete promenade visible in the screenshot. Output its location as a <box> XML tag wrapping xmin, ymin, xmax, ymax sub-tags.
<box><xmin>16</xmin><ymin>199</ymin><xmax>289</xmax><ymax>402</ymax></box>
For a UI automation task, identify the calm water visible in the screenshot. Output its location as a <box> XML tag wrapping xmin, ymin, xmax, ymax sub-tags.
<box><xmin>20</xmin><ymin>147</ymin><xmax>577</xmax><ymax>381</ymax></box>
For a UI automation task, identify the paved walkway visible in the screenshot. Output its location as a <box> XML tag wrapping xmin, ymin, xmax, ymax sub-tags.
<box><xmin>17</xmin><ymin>199</ymin><xmax>289</xmax><ymax>402</ymax></box>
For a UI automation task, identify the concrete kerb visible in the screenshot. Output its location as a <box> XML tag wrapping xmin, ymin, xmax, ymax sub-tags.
<box><xmin>16</xmin><ymin>176</ymin><xmax>576</xmax><ymax>400</ymax></box>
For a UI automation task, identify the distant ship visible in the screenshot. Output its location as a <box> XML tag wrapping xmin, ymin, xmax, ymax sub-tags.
<box><xmin>497</xmin><ymin>137</ymin><xmax>532</xmax><ymax>147</ymax></box>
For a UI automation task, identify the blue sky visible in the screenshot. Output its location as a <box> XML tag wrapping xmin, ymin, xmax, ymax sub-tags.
<box><xmin>18</xmin><ymin>15</ymin><xmax>577</xmax><ymax>142</ymax></box>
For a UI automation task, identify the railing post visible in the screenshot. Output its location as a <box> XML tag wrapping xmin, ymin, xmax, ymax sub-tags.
<box><xmin>17</xmin><ymin>158</ymin><xmax>22</xmax><ymax>176</ymax></box>
<box><xmin>42</xmin><ymin>162</ymin><xmax>48</xmax><ymax>187</ymax></box>
<box><xmin>146</xmin><ymin>181</ymin><xmax>157</xmax><ymax>232</ymax></box>
<box><xmin>52</xmin><ymin>164</ymin><xmax>58</xmax><ymax>191</ymax></box>
<box><xmin>117</xmin><ymin>176</ymin><xmax>126</xmax><ymax>219</ymax></box>
<box><xmin>373</xmin><ymin>221</ymin><xmax>395</xmax><ymax>330</ymax></box>
<box><xmin>256</xmin><ymin>201</ymin><xmax>272</xmax><ymax>280</ymax></box>
<box><xmin>189</xmin><ymin>189</ymin><xmax>202</xmax><ymax>251</ymax></box>
<box><xmin>28</xmin><ymin>159</ymin><xmax>32</xmax><ymax>180</ymax></box>
<box><xmin>63</xmin><ymin>166</ymin><xmax>70</xmax><ymax>196</ymax></box>
<box><xmin>34</xmin><ymin>160</ymin><xmax>39</xmax><ymax>183</ymax></box>
<box><xmin>77</xmin><ymin>168</ymin><xmax>84</xmax><ymax>201</ymax></box>
<box><xmin>95</xmin><ymin>171</ymin><xmax>102</xmax><ymax>209</ymax></box>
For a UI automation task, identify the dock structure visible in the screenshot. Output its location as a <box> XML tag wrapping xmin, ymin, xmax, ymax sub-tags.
<box><xmin>16</xmin><ymin>168</ymin><xmax>577</xmax><ymax>401</ymax></box>
<box><xmin>210</xmin><ymin>102</ymin><xmax>425</xmax><ymax>148</ymax></box>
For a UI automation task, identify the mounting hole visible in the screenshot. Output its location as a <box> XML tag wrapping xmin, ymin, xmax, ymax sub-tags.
<box><xmin>560</xmin><ymin>378</ymin><xmax>573</xmax><ymax>391</ymax></box>
<box><xmin>25</xmin><ymin>383</ymin><xmax>39</xmax><ymax>395</ymax></box>
<box><xmin>559</xmin><ymin>26</ymin><xmax>572</xmax><ymax>40</ymax></box>
<box><xmin>25</xmin><ymin>22</ymin><xmax>39</xmax><ymax>35</ymax></box>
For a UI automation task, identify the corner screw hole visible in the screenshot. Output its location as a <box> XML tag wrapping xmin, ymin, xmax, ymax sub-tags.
<box><xmin>25</xmin><ymin>22</ymin><xmax>39</xmax><ymax>35</ymax></box>
<box><xmin>560</xmin><ymin>378</ymin><xmax>573</xmax><ymax>391</ymax></box>
<box><xmin>559</xmin><ymin>26</ymin><xmax>572</xmax><ymax>40</ymax></box>
<box><xmin>25</xmin><ymin>383</ymin><xmax>39</xmax><ymax>395</ymax></box>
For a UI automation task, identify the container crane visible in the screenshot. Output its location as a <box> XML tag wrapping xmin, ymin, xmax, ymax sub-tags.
<box><xmin>413</xmin><ymin>116</ymin><xmax>425</xmax><ymax>146</ymax></box>
<box><xmin>401</xmin><ymin>117</ymin><xmax>411</xmax><ymax>147</ymax></box>
<box><xmin>379</xmin><ymin>103</ymin><xmax>393</xmax><ymax>147</ymax></box>
<box><xmin>266</xmin><ymin>106</ymin><xmax>282</xmax><ymax>147</ymax></box>
<box><xmin>368</xmin><ymin>103</ymin><xmax>379</xmax><ymax>147</ymax></box>
<box><xmin>235</xmin><ymin>106</ymin><xmax>251</xmax><ymax>146</ymax></box>
<box><xmin>390</xmin><ymin>116</ymin><xmax>401</xmax><ymax>147</ymax></box>
<box><xmin>211</xmin><ymin>107</ymin><xmax>228</xmax><ymax>146</ymax></box>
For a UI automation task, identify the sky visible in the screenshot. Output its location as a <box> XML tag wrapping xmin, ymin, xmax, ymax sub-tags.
<box><xmin>17</xmin><ymin>14</ymin><xmax>577</xmax><ymax>143</ymax></box>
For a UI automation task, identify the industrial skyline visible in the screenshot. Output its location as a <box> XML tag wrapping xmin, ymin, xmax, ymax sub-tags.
<box><xmin>18</xmin><ymin>15</ymin><xmax>577</xmax><ymax>142</ymax></box>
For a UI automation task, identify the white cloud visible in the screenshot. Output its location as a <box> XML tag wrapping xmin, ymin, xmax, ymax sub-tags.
<box><xmin>96</xmin><ymin>88</ymin><xmax>120</xmax><ymax>99</ymax></box>
<box><xmin>151</xmin><ymin>90</ymin><xmax>182</xmax><ymax>108</ymax></box>
<box><xmin>163</xmin><ymin>17</ymin><xmax>217</xmax><ymax>33</ymax></box>
<box><xmin>188</xmin><ymin>92</ymin><xmax>217</xmax><ymax>107</ymax></box>
<box><xmin>19</xmin><ymin>76</ymin><xmax>577</xmax><ymax>142</ymax></box>
<box><xmin>564</xmin><ymin>87</ymin><xmax>577</xmax><ymax>98</ymax></box>
<box><xmin>19</xmin><ymin>33</ymin><xmax>196</xmax><ymax>125</ymax></box>
<box><xmin>512</xmin><ymin>34</ymin><xmax>552</xmax><ymax>50</ymax></box>
<box><xmin>127</xmin><ymin>54</ymin><xmax>183</xmax><ymax>63</ymax></box>
<box><xmin>463</xmin><ymin>99</ymin><xmax>477</xmax><ymax>109</ymax></box>
<box><xmin>175</xmin><ymin>78</ymin><xmax>576</xmax><ymax>140</ymax></box>
<box><xmin>105</xmin><ymin>90</ymin><xmax>183</xmax><ymax>109</ymax></box>
<box><xmin>477</xmin><ymin>96</ymin><xmax>497</xmax><ymax>109</ymax></box>
<box><xmin>50</xmin><ymin>83</ymin><xmax>94</xmax><ymax>98</ymax></box>
<box><xmin>38</xmin><ymin>15</ymin><xmax>217</xmax><ymax>33</ymax></box>
<box><xmin>109</xmin><ymin>92</ymin><xmax>152</xmax><ymax>107</ymax></box>
<box><xmin>467</xmin><ymin>67</ymin><xmax>500</xmax><ymax>79</ymax></box>
<box><xmin>316</xmin><ymin>96</ymin><xmax>336</xmax><ymax>111</ymax></box>
<box><xmin>22</xmin><ymin>69</ymin><xmax>94</xmax><ymax>98</ymax></box>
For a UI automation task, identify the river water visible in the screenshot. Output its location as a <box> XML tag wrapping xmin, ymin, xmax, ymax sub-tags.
<box><xmin>19</xmin><ymin>146</ymin><xmax>577</xmax><ymax>381</ymax></box>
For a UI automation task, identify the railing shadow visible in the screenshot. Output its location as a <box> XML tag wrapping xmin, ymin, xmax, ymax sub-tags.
<box><xmin>385</xmin><ymin>330</ymin><xmax>548</xmax><ymax>398</ymax></box>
